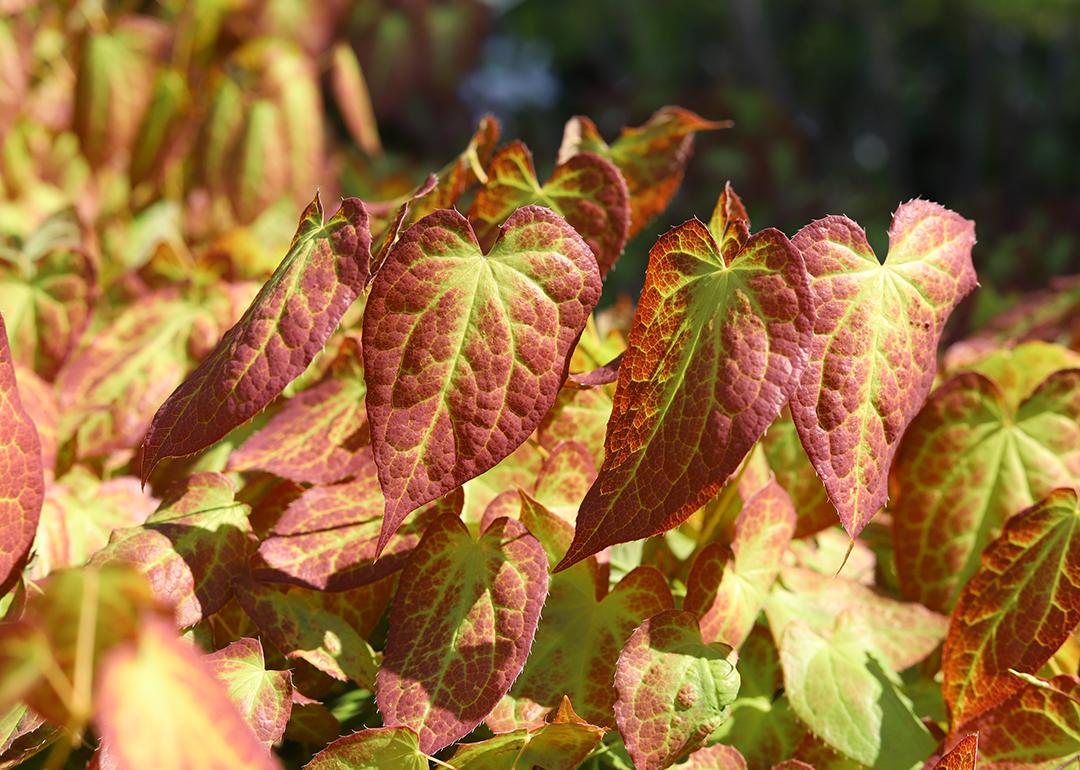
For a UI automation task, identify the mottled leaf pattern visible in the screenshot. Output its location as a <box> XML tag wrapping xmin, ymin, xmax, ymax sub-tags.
<box><xmin>681</xmin><ymin>744</ymin><xmax>748</xmax><ymax>770</ymax></box>
<box><xmin>972</xmin><ymin>674</ymin><xmax>1079</xmax><ymax>767</ymax></box>
<box><xmin>561</xmin><ymin>203</ymin><xmax>812</xmax><ymax>569</ymax></box>
<box><xmin>305</xmin><ymin>726</ymin><xmax>427</xmax><ymax>770</ymax></box>
<box><xmin>363</xmin><ymin>206</ymin><xmax>600</xmax><ymax>547</ymax></box>
<box><xmin>142</xmin><ymin>196</ymin><xmax>371</xmax><ymax>478</ymax></box>
<box><xmin>934</xmin><ymin>734</ymin><xmax>978</xmax><ymax>770</ymax></box>
<box><xmin>376</xmin><ymin>515</ymin><xmax>548</xmax><ymax>753</ymax></box>
<box><xmin>942</xmin><ymin>488</ymin><xmax>1080</xmax><ymax>729</ymax></box>
<box><xmin>613</xmin><ymin>609</ymin><xmax>740</xmax><ymax>770</ymax></box>
<box><xmin>205</xmin><ymin>638</ymin><xmax>291</xmax><ymax>749</ymax></box>
<box><xmin>790</xmin><ymin>201</ymin><xmax>977</xmax><ymax>538</ymax></box>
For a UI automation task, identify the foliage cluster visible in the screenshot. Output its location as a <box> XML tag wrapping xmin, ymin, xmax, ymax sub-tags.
<box><xmin>0</xmin><ymin>3</ymin><xmax>1077</xmax><ymax>770</ymax></box>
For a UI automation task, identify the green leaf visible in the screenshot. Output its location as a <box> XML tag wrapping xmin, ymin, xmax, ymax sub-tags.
<box><xmin>204</xmin><ymin>638</ymin><xmax>291</xmax><ymax>749</ymax></box>
<box><xmin>305</xmin><ymin>726</ymin><xmax>426</xmax><ymax>770</ymax></box>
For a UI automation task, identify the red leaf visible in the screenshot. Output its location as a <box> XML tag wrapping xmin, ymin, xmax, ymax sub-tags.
<box><xmin>376</xmin><ymin>514</ymin><xmax>548</xmax><ymax>753</ymax></box>
<box><xmin>934</xmin><ymin>734</ymin><xmax>978</xmax><ymax>770</ymax></box>
<box><xmin>969</xmin><ymin>674</ymin><xmax>1078</xmax><ymax>767</ymax></box>
<box><xmin>205</xmin><ymin>638</ymin><xmax>292</xmax><ymax>748</ymax></box>
<box><xmin>141</xmin><ymin>195</ymin><xmax>371</xmax><ymax>479</ymax></box>
<box><xmin>362</xmin><ymin>206</ymin><xmax>600</xmax><ymax>550</ymax></box>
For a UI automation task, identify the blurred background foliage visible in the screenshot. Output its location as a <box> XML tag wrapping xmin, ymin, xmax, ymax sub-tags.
<box><xmin>2</xmin><ymin>0</ymin><xmax>1078</xmax><ymax>310</ymax></box>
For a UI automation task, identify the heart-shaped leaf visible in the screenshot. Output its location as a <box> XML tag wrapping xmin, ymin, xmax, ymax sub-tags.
<box><xmin>376</xmin><ymin>514</ymin><xmax>548</xmax><ymax>753</ymax></box>
<box><xmin>790</xmin><ymin>200</ymin><xmax>977</xmax><ymax>538</ymax></box>
<box><xmin>362</xmin><ymin>206</ymin><xmax>600</xmax><ymax>550</ymax></box>
<box><xmin>559</xmin><ymin>192</ymin><xmax>813</xmax><ymax>570</ymax></box>
<box><xmin>205</xmin><ymin>638</ymin><xmax>291</xmax><ymax>749</ymax></box>
<box><xmin>613</xmin><ymin>609</ymin><xmax>740</xmax><ymax>770</ymax></box>
<box><xmin>469</xmin><ymin>140</ymin><xmax>630</xmax><ymax>276</ymax></box>
<box><xmin>305</xmin><ymin>726</ymin><xmax>427</xmax><ymax>770</ymax></box>
<box><xmin>142</xmin><ymin>195</ymin><xmax>371</xmax><ymax>479</ymax></box>
<box><xmin>942</xmin><ymin>488</ymin><xmax>1080</xmax><ymax>729</ymax></box>
<box><xmin>892</xmin><ymin>370</ymin><xmax>1080</xmax><ymax>612</ymax></box>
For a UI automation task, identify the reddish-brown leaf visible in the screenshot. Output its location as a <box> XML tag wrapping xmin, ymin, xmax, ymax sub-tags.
<box><xmin>682</xmin><ymin>744</ymin><xmax>748</xmax><ymax>770</ymax></box>
<box><xmin>362</xmin><ymin>206</ymin><xmax>600</xmax><ymax>550</ymax></box>
<box><xmin>934</xmin><ymin>733</ymin><xmax>978</xmax><ymax>770</ymax></box>
<box><xmin>0</xmin><ymin>313</ymin><xmax>43</xmax><ymax>595</ymax></box>
<box><xmin>970</xmin><ymin>674</ymin><xmax>1078</xmax><ymax>768</ymax></box>
<box><xmin>205</xmin><ymin>638</ymin><xmax>292</xmax><ymax>749</ymax></box>
<box><xmin>141</xmin><ymin>195</ymin><xmax>371</xmax><ymax>479</ymax></box>
<box><xmin>558</xmin><ymin>195</ymin><xmax>813</xmax><ymax>570</ymax></box>
<box><xmin>942</xmin><ymin>488</ymin><xmax>1080</xmax><ymax>728</ymax></box>
<box><xmin>376</xmin><ymin>515</ymin><xmax>548</xmax><ymax>753</ymax></box>
<box><xmin>790</xmin><ymin>200</ymin><xmax>977</xmax><ymax>538</ymax></box>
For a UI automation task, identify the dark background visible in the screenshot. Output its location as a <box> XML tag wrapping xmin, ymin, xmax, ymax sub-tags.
<box><xmin>339</xmin><ymin>0</ymin><xmax>1080</xmax><ymax>307</ymax></box>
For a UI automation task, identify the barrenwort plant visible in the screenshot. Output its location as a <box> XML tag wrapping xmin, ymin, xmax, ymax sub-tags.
<box><xmin>0</xmin><ymin>5</ymin><xmax>1077</xmax><ymax>770</ymax></box>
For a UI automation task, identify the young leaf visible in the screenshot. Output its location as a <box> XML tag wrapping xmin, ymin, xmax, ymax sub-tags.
<box><xmin>0</xmin><ymin>313</ymin><xmax>43</xmax><ymax>595</ymax></box>
<box><xmin>205</xmin><ymin>638</ymin><xmax>291</xmax><ymax>749</ymax></box>
<box><xmin>684</xmin><ymin>480</ymin><xmax>796</xmax><ymax>648</ymax></box>
<box><xmin>559</xmin><ymin>197</ymin><xmax>813</xmax><ymax>570</ymax></box>
<box><xmin>934</xmin><ymin>734</ymin><xmax>977</xmax><ymax>770</ymax></box>
<box><xmin>681</xmin><ymin>744</ymin><xmax>748</xmax><ymax>770</ymax></box>
<box><xmin>779</xmin><ymin>616</ymin><xmax>936</xmax><ymax>769</ymax></box>
<box><xmin>488</xmin><ymin>565</ymin><xmax>673</xmax><ymax>730</ymax></box>
<box><xmin>376</xmin><ymin>514</ymin><xmax>548</xmax><ymax>753</ymax></box>
<box><xmin>95</xmin><ymin>617</ymin><xmax>281</xmax><ymax>770</ymax></box>
<box><xmin>254</xmin><ymin>461</ymin><xmax>462</xmax><ymax>591</ymax></box>
<box><xmin>969</xmin><ymin>674</ymin><xmax>1078</xmax><ymax>767</ymax></box>
<box><xmin>789</xmin><ymin>200</ymin><xmax>977</xmax><ymax>538</ymax></box>
<box><xmin>891</xmin><ymin>370</ymin><xmax>1080</xmax><ymax>612</ymax></box>
<box><xmin>362</xmin><ymin>206</ymin><xmax>601</xmax><ymax>549</ymax></box>
<box><xmin>942</xmin><ymin>488</ymin><xmax>1080</xmax><ymax>729</ymax></box>
<box><xmin>141</xmin><ymin>195</ymin><xmax>371</xmax><ymax>479</ymax></box>
<box><xmin>468</xmin><ymin>140</ymin><xmax>630</xmax><ymax>276</ymax></box>
<box><xmin>305</xmin><ymin>726</ymin><xmax>427</xmax><ymax>770</ymax></box>
<box><xmin>228</xmin><ymin>374</ymin><xmax>369</xmax><ymax>484</ymax></box>
<box><xmin>953</xmin><ymin>341</ymin><xmax>1080</xmax><ymax>408</ymax></box>
<box><xmin>234</xmin><ymin>578</ymin><xmax>384</xmax><ymax>688</ymax></box>
<box><xmin>558</xmin><ymin>107</ymin><xmax>731</xmax><ymax>237</ymax></box>
<box><xmin>613</xmin><ymin>609</ymin><xmax>740</xmax><ymax>770</ymax></box>
<box><xmin>89</xmin><ymin>472</ymin><xmax>253</xmax><ymax>627</ymax></box>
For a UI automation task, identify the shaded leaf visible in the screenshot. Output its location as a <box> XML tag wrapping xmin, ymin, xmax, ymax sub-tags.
<box><xmin>762</xmin><ymin>411</ymin><xmax>836</xmax><ymax>538</ymax></box>
<box><xmin>0</xmin><ymin>313</ymin><xmax>43</xmax><ymax>595</ymax></box>
<box><xmin>363</xmin><ymin>206</ymin><xmax>600</xmax><ymax>548</ymax></box>
<box><xmin>790</xmin><ymin>200</ymin><xmax>977</xmax><ymax>538</ymax></box>
<box><xmin>469</xmin><ymin>140</ymin><xmax>629</xmax><ymax>276</ymax></box>
<box><xmin>305</xmin><ymin>726</ymin><xmax>426</xmax><ymax>770</ymax></box>
<box><xmin>376</xmin><ymin>515</ymin><xmax>548</xmax><ymax>753</ymax></box>
<box><xmin>614</xmin><ymin>609</ymin><xmax>740</xmax><ymax>770</ymax></box>
<box><xmin>205</xmin><ymin>638</ymin><xmax>292</xmax><ymax>748</ymax></box>
<box><xmin>142</xmin><ymin>195</ymin><xmax>371</xmax><ymax>478</ymax></box>
<box><xmin>95</xmin><ymin>616</ymin><xmax>280</xmax><ymax>770</ymax></box>
<box><xmin>538</xmin><ymin>384</ymin><xmax>613</xmax><ymax>466</ymax></box>
<box><xmin>560</xmin><ymin>197</ymin><xmax>812</xmax><ymax>569</ymax></box>
<box><xmin>532</xmin><ymin>439</ymin><xmax>597</xmax><ymax>523</ymax></box>
<box><xmin>942</xmin><ymin>488</ymin><xmax>1080</xmax><ymax>728</ymax></box>
<box><xmin>685</xmin><ymin>480</ymin><xmax>796</xmax><ymax>648</ymax></box>
<box><xmin>892</xmin><ymin>370</ymin><xmax>1080</xmax><ymax>612</ymax></box>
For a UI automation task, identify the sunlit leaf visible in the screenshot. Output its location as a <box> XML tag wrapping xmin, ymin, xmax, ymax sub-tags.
<box><xmin>681</xmin><ymin>744</ymin><xmax>748</xmax><ymax>769</ymax></box>
<box><xmin>971</xmin><ymin>674</ymin><xmax>1078</xmax><ymax>768</ymax></box>
<box><xmin>142</xmin><ymin>195</ymin><xmax>371</xmax><ymax>479</ymax></box>
<box><xmin>560</xmin><ymin>191</ymin><xmax>812</xmax><ymax>569</ymax></box>
<box><xmin>532</xmin><ymin>439</ymin><xmax>597</xmax><ymax>523</ymax></box>
<box><xmin>362</xmin><ymin>206</ymin><xmax>600</xmax><ymax>549</ymax></box>
<box><xmin>790</xmin><ymin>200</ymin><xmax>977</xmax><ymax>538</ymax></box>
<box><xmin>613</xmin><ymin>609</ymin><xmax>740</xmax><ymax>770</ymax></box>
<box><xmin>205</xmin><ymin>638</ymin><xmax>291</xmax><ymax>749</ymax></box>
<box><xmin>305</xmin><ymin>726</ymin><xmax>426</xmax><ymax>770</ymax></box>
<box><xmin>933</xmin><ymin>734</ymin><xmax>977</xmax><ymax>770</ymax></box>
<box><xmin>376</xmin><ymin>515</ymin><xmax>548</xmax><ymax>753</ymax></box>
<box><xmin>538</xmin><ymin>385</ymin><xmax>612</xmax><ymax>466</ymax></box>
<box><xmin>951</xmin><ymin>341</ymin><xmax>1080</xmax><ymax>409</ymax></box>
<box><xmin>942</xmin><ymin>488</ymin><xmax>1080</xmax><ymax>729</ymax></box>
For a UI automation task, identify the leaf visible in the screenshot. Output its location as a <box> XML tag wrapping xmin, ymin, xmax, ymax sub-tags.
<box><xmin>762</xmin><ymin>411</ymin><xmax>836</xmax><ymax>538</ymax></box>
<box><xmin>558</xmin><ymin>107</ymin><xmax>731</xmax><ymax>237</ymax></box>
<box><xmin>709</xmin><ymin>627</ymin><xmax>805</xmax><ymax>770</ymax></box>
<box><xmin>952</xmin><ymin>341</ymin><xmax>1080</xmax><ymax>409</ymax></box>
<box><xmin>685</xmin><ymin>480</ymin><xmax>796</xmax><ymax>648</ymax></box>
<box><xmin>141</xmin><ymin>195</ymin><xmax>371</xmax><ymax>479</ymax></box>
<box><xmin>228</xmin><ymin>374</ymin><xmax>370</xmax><ymax>484</ymax></box>
<box><xmin>254</xmin><ymin>460</ymin><xmax>463</xmax><ymax>591</ymax></box>
<box><xmin>29</xmin><ymin>470</ymin><xmax>157</xmax><ymax>579</ymax></box>
<box><xmin>329</xmin><ymin>42</ymin><xmax>381</xmax><ymax>157</ymax></box>
<box><xmin>790</xmin><ymin>200</ymin><xmax>977</xmax><ymax>538</ymax></box>
<box><xmin>779</xmin><ymin>615</ymin><xmax>936</xmax><ymax>769</ymax></box>
<box><xmin>376</xmin><ymin>515</ymin><xmax>548</xmax><ymax>753</ymax></box>
<box><xmin>934</xmin><ymin>734</ymin><xmax>978</xmax><ymax>770</ymax></box>
<box><xmin>971</xmin><ymin>674</ymin><xmax>1078</xmax><ymax>767</ymax></box>
<box><xmin>613</xmin><ymin>609</ymin><xmax>740</xmax><ymax>770</ymax></box>
<box><xmin>13</xmin><ymin>364</ymin><xmax>58</xmax><ymax>476</ymax></box>
<box><xmin>942</xmin><ymin>488</ymin><xmax>1080</xmax><ymax>729</ymax></box>
<box><xmin>681</xmin><ymin>744</ymin><xmax>748</xmax><ymax>770</ymax></box>
<box><xmin>305</xmin><ymin>726</ymin><xmax>427</xmax><ymax>770</ymax></box>
<box><xmin>205</xmin><ymin>638</ymin><xmax>292</xmax><ymax>748</ymax></box>
<box><xmin>234</xmin><ymin>578</ymin><xmax>385</xmax><ymax>688</ymax></box>
<box><xmin>89</xmin><ymin>472</ymin><xmax>253</xmax><ymax>627</ymax></box>
<box><xmin>407</xmin><ymin>115</ymin><xmax>501</xmax><ymax>224</ymax></box>
<box><xmin>538</xmin><ymin>384</ymin><xmax>613</xmax><ymax>466</ymax></box>
<box><xmin>767</xmin><ymin>567</ymin><xmax>947</xmax><ymax>672</ymax></box>
<box><xmin>469</xmin><ymin>140</ymin><xmax>630</xmax><ymax>276</ymax></box>
<box><xmin>488</xmin><ymin>565</ymin><xmax>673</xmax><ymax>730</ymax></box>
<box><xmin>892</xmin><ymin>370</ymin><xmax>1080</xmax><ymax>612</ymax></box>
<box><xmin>532</xmin><ymin>439</ymin><xmax>597</xmax><ymax>523</ymax></box>
<box><xmin>559</xmin><ymin>197</ymin><xmax>813</xmax><ymax>570</ymax></box>
<box><xmin>0</xmin><ymin>564</ymin><xmax>167</xmax><ymax>727</ymax></box>
<box><xmin>0</xmin><ymin>244</ymin><xmax>95</xmax><ymax>379</ymax></box>
<box><xmin>95</xmin><ymin>616</ymin><xmax>281</xmax><ymax>770</ymax></box>
<box><xmin>362</xmin><ymin>206</ymin><xmax>601</xmax><ymax>548</ymax></box>
<box><xmin>0</xmin><ymin>313</ymin><xmax>43</xmax><ymax>595</ymax></box>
